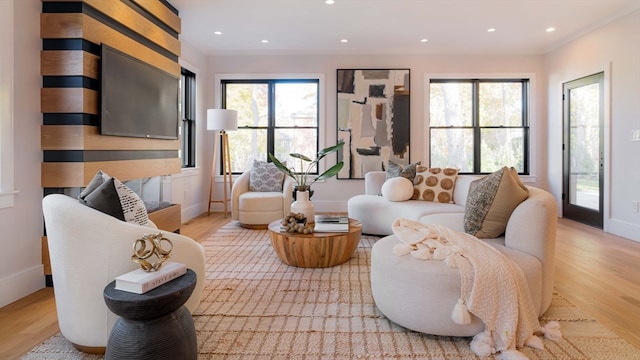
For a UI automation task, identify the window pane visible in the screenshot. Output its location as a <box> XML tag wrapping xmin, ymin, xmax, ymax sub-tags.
<box><xmin>429</xmin><ymin>82</ymin><xmax>472</xmax><ymax>126</ymax></box>
<box><xmin>228</xmin><ymin>128</ymin><xmax>267</xmax><ymax>172</ymax></box>
<box><xmin>274</xmin><ymin>128</ymin><xmax>318</xmax><ymax>173</ymax></box>
<box><xmin>479</xmin><ymin>82</ymin><xmax>523</xmax><ymax>126</ymax></box>
<box><xmin>430</xmin><ymin>128</ymin><xmax>474</xmax><ymax>172</ymax></box>
<box><xmin>226</xmin><ymin>83</ymin><xmax>268</xmax><ymax>127</ymax></box>
<box><xmin>480</xmin><ymin>128</ymin><xmax>524</xmax><ymax>173</ymax></box>
<box><xmin>275</xmin><ymin>83</ymin><xmax>318</xmax><ymax>127</ymax></box>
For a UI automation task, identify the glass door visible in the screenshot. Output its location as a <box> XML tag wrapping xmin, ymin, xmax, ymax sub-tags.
<box><xmin>562</xmin><ymin>72</ymin><xmax>604</xmax><ymax>228</ymax></box>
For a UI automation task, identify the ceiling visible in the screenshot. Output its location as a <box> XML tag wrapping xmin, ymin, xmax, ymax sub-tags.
<box><xmin>170</xmin><ymin>0</ymin><xmax>640</xmax><ymax>56</ymax></box>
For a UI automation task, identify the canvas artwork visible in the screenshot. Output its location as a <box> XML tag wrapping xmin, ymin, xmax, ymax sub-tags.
<box><xmin>336</xmin><ymin>69</ymin><xmax>410</xmax><ymax>179</ymax></box>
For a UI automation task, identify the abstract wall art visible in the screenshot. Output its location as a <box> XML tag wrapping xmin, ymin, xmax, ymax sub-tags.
<box><xmin>336</xmin><ymin>69</ymin><xmax>410</xmax><ymax>179</ymax></box>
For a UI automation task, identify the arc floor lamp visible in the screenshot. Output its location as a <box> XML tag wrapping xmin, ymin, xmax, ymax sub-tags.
<box><xmin>207</xmin><ymin>109</ymin><xmax>237</xmax><ymax>216</ymax></box>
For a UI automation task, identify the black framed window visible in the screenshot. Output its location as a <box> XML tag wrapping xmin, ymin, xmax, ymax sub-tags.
<box><xmin>429</xmin><ymin>79</ymin><xmax>530</xmax><ymax>174</ymax></box>
<box><xmin>221</xmin><ymin>79</ymin><xmax>320</xmax><ymax>174</ymax></box>
<box><xmin>180</xmin><ymin>68</ymin><xmax>196</xmax><ymax>168</ymax></box>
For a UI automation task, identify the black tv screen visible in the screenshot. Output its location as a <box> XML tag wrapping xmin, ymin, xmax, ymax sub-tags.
<box><xmin>100</xmin><ymin>45</ymin><xmax>179</xmax><ymax>140</ymax></box>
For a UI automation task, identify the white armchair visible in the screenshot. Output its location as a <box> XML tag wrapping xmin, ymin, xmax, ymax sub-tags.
<box><xmin>231</xmin><ymin>170</ymin><xmax>294</xmax><ymax>228</ymax></box>
<box><xmin>42</xmin><ymin>194</ymin><xmax>206</xmax><ymax>352</ymax></box>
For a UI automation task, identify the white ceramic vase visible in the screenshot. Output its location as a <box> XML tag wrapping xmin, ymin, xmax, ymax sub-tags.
<box><xmin>290</xmin><ymin>190</ymin><xmax>315</xmax><ymax>222</ymax></box>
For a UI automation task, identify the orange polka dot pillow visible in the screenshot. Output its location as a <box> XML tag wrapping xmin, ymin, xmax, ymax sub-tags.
<box><xmin>412</xmin><ymin>166</ymin><xmax>459</xmax><ymax>203</ymax></box>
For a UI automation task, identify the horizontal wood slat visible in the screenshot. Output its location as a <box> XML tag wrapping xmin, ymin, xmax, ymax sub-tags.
<box><xmin>82</xmin><ymin>0</ymin><xmax>180</xmax><ymax>56</ymax></box>
<box><xmin>41</xmin><ymin>50</ymin><xmax>100</xmax><ymax>78</ymax></box>
<box><xmin>148</xmin><ymin>204</ymin><xmax>181</xmax><ymax>233</ymax></box>
<box><xmin>41</xmin><ymin>13</ymin><xmax>180</xmax><ymax>76</ymax></box>
<box><xmin>42</xmin><ymin>158</ymin><xmax>182</xmax><ymax>188</ymax></box>
<box><xmin>131</xmin><ymin>0</ymin><xmax>181</xmax><ymax>34</ymax></box>
<box><xmin>41</xmin><ymin>237</ymin><xmax>51</xmax><ymax>276</ymax></box>
<box><xmin>41</xmin><ymin>88</ymin><xmax>98</xmax><ymax>114</ymax></box>
<box><xmin>41</xmin><ymin>125</ymin><xmax>180</xmax><ymax>150</ymax></box>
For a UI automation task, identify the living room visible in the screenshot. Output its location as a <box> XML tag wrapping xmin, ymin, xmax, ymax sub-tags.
<box><xmin>1</xmin><ymin>0</ymin><xmax>639</xmax><ymax>358</ymax></box>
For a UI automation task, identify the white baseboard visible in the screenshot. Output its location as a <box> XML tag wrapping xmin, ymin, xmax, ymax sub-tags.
<box><xmin>606</xmin><ymin>218</ymin><xmax>640</xmax><ymax>242</ymax></box>
<box><xmin>0</xmin><ymin>265</ymin><xmax>45</xmax><ymax>307</ymax></box>
<box><xmin>181</xmin><ymin>202</ymin><xmax>205</xmax><ymax>223</ymax></box>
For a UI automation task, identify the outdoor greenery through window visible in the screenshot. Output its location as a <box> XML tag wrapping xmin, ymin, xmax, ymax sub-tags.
<box><xmin>222</xmin><ymin>79</ymin><xmax>320</xmax><ymax>174</ymax></box>
<box><xmin>429</xmin><ymin>79</ymin><xmax>529</xmax><ymax>174</ymax></box>
<box><xmin>180</xmin><ymin>68</ymin><xmax>196</xmax><ymax>168</ymax></box>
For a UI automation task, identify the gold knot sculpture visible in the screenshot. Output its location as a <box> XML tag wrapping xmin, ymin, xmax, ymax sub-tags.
<box><xmin>131</xmin><ymin>233</ymin><xmax>173</xmax><ymax>272</ymax></box>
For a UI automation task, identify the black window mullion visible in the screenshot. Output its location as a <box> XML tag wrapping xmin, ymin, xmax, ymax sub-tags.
<box><xmin>472</xmin><ymin>80</ymin><xmax>481</xmax><ymax>174</ymax></box>
<box><xmin>267</xmin><ymin>81</ymin><xmax>276</xmax><ymax>161</ymax></box>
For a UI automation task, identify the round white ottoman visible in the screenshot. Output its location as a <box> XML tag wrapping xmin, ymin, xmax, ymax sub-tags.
<box><xmin>370</xmin><ymin>234</ymin><xmax>543</xmax><ymax>336</ymax></box>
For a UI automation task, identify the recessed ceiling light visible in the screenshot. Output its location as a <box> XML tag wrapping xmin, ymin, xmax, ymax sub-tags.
<box><xmin>325</xmin><ymin>0</ymin><xmax>335</xmax><ymax>4</ymax></box>
<box><xmin>214</xmin><ymin>31</ymin><xmax>222</xmax><ymax>35</ymax></box>
<box><xmin>546</xmin><ymin>27</ymin><xmax>556</xmax><ymax>32</ymax></box>
<box><xmin>261</xmin><ymin>39</ymin><xmax>269</xmax><ymax>43</ymax></box>
<box><xmin>487</xmin><ymin>28</ymin><xmax>496</xmax><ymax>32</ymax></box>
<box><xmin>420</xmin><ymin>38</ymin><xmax>428</xmax><ymax>43</ymax></box>
<box><xmin>341</xmin><ymin>39</ymin><xmax>348</xmax><ymax>43</ymax></box>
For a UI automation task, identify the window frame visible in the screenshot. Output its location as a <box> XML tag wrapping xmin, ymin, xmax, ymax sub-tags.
<box><xmin>215</xmin><ymin>74</ymin><xmax>325</xmax><ymax>177</ymax></box>
<box><xmin>180</xmin><ymin>67</ymin><xmax>196</xmax><ymax>168</ymax></box>
<box><xmin>425</xmin><ymin>74</ymin><xmax>536</xmax><ymax>178</ymax></box>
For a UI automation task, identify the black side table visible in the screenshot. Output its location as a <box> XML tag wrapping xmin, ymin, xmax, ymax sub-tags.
<box><xmin>103</xmin><ymin>268</ymin><xmax>197</xmax><ymax>360</ymax></box>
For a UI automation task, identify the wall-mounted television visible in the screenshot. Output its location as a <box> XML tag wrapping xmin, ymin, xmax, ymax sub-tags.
<box><xmin>100</xmin><ymin>44</ymin><xmax>179</xmax><ymax>140</ymax></box>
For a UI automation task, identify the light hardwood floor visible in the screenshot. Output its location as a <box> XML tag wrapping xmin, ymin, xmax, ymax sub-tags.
<box><xmin>0</xmin><ymin>215</ymin><xmax>638</xmax><ymax>359</ymax></box>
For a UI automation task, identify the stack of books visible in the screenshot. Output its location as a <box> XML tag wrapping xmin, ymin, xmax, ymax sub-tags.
<box><xmin>314</xmin><ymin>215</ymin><xmax>349</xmax><ymax>232</ymax></box>
<box><xmin>114</xmin><ymin>261</ymin><xmax>187</xmax><ymax>294</ymax></box>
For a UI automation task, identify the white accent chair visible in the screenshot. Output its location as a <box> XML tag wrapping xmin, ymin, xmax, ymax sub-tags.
<box><xmin>231</xmin><ymin>170</ymin><xmax>294</xmax><ymax>228</ymax></box>
<box><xmin>42</xmin><ymin>194</ymin><xmax>206</xmax><ymax>353</ymax></box>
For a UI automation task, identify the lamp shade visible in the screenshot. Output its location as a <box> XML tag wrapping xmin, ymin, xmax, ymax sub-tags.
<box><xmin>207</xmin><ymin>109</ymin><xmax>238</xmax><ymax>131</ymax></box>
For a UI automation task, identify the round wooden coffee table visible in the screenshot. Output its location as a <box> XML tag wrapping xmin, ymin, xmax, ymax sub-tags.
<box><xmin>268</xmin><ymin>218</ymin><xmax>362</xmax><ymax>268</ymax></box>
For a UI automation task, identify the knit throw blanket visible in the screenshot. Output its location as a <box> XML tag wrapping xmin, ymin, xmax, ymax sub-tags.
<box><xmin>391</xmin><ymin>218</ymin><xmax>561</xmax><ymax>359</ymax></box>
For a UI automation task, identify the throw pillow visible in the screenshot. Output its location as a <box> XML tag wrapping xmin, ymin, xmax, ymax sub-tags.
<box><xmin>412</xmin><ymin>166</ymin><xmax>459</xmax><ymax>203</ymax></box>
<box><xmin>249</xmin><ymin>160</ymin><xmax>285</xmax><ymax>192</ymax></box>
<box><xmin>385</xmin><ymin>160</ymin><xmax>420</xmax><ymax>182</ymax></box>
<box><xmin>464</xmin><ymin>166</ymin><xmax>529</xmax><ymax>238</ymax></box>
<box><xmin>78</xmin><ymin>170</ymin><xmax>150</xmax><ymax>226</ymax></box>
<box><xmin>381</xmin><ymin>177</ymin><xmax>414</xmax><ymax>202</ymax></box>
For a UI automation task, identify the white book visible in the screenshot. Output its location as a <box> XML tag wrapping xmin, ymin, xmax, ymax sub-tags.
<box><xmin>315</xmin><ymin>215</ymin><xmax>349</xmax><ymax>224</ymax></box>
<box><xmin>115</xmin><ymin>261</ymin><xmax>187</xmax><ymax>294</ymax></box>
<box><xmin>314</xmin><ymin>221</ymin><xmax>349</xmax><ymax>233</ymax></box>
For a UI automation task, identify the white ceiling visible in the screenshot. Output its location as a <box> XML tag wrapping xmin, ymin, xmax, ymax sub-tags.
<box><xmin>170</xmin><ymin>0</ymin><xmax>640</xmax><ymax>56</ymax></box>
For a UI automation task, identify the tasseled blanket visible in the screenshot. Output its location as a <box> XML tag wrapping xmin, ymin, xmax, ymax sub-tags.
<box><xmin>391</xmin><ymin>218</ymin><xmax>562</xmax><ymax>359</ymax></box>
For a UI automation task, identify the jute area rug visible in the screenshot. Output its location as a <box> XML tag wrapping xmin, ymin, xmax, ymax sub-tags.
<box><xmin>22</xmin><ymin>222</ymin><xmax>640</xmax><ymax>359</ymax></box>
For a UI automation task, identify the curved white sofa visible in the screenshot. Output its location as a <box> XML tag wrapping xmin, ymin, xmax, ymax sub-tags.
<box><xmin>43</xmin><ymin>194</ymin><xmax>206</xmax><ymax>352</ymax></box>
<box><xmin>348</xmin><ymin>171</ymin><xmax>557</xmax><ymax>336</ymax></box>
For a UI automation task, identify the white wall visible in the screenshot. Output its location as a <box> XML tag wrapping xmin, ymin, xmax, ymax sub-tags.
<box><xmin>0</xmin><ymin>0</ymin><xmax>45</xmax><ymax>307</ymax></box>
<box><xmin>172</xmin><ymin>40</ymin><xmax>213</xmax><ymax>221</ymax></box>
<box><xmin>205</xmin><ymin>53</ymin><xmax>547</xmax><ymax>213</ymax></box>
<box><xmin>544</xmin><ymin>9</ymin><xmax>640</xmax><ymax>241</ymax></box>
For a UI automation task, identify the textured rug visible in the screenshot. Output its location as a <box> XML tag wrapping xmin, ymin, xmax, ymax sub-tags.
<box><xmin>22</xmin><ymin>222</ymin><xmax>640</xmax><ymax>359</ymax></box>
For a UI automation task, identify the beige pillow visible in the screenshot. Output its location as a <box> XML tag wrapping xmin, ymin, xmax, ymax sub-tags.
<box><xmin>464</xmin><ymin>166</ymin><xmax>528</xmax><ymax>238</ymax></box>
<box><xmin>412</xmin><ymin>166</ymin><xmax>459</xmax><ymax>203</ymax></box>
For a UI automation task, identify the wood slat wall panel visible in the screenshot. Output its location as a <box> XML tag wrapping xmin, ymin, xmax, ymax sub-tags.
<box><xmin>41</xmin><ymin>13</ymin><xmax>180</xmax><ymax>76</ymax></box>
<box><xmin>41</xmin><ymin>50</ymin><xmax>99</xmax><ymax>78</ymax></box>
<box><xmin>40</xmin><ymin>13</ymin><xmax>84</xmax><ymax>38</ymax></box>
<box><xmin>131</xmin><ymin>0</ymin><xmax>181</xmax><ymax>33</ymax></box>
<box><xmin>82</xmin><ymin>0</ymin><xmax>180</xmax><ymax>56</ymax></box>
<box><xmin>42</xmin><ymin>158</ymin><xmax>182</xmax><ymax>188</ymax></box>
<box><xmin>41</xmin><ymin>88</ymin><xmax>98</xmax><ymax>114</ymax></box>
<box><xmin>41</xmin><ymin>125</ymin><xmax>180</xmax><ymax>150</ymax></box>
